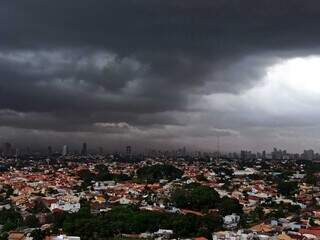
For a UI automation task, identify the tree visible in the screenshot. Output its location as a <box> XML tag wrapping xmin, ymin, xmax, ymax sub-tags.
<box><xmin>218</xmin><ymin>196</ymin><xmax>243</xmax><ymax>216</ymax></box>
<box><xmin>5</xmin><ymin>186</ymin><xmax>14</xmax><ymax>198</ymax></box>
<box><xmin>277</xmin><ymin>181</ymin><xmax>299</xmax><ymax>197</ymax></box>
<box><xmin>60</xmin><ymin>204</ymin><xmax>223</xmax><ymax>239</ymax></box>
<box><xmin>24</xmin><ymin>214</ymin><xmax>40</xmax><ymax>228</ymax></box>
<box><xmin>51</xmin><ymin>211</ymin><xmax>68</xmax><ymax>234</ymax></box>
<box><xmin>305</xmin><ymin>174</ymin><xmax>317</xmax><ymax>185</ymax></box>
<box><xmin>288</xmin><ymin>204</ymin><xmax>301</xmax><ymax>214</ymax></box>
<box><xmin>250</xmin><ymin>206</ymin><xmax>264</xmax><ymax>223</ymax></box>
<box><xmin>196</xmin><ymin>174</ymin><xmax>208</xmax><ymax>182</ymax></box>
<box><xmin>31</xmin><ymin>198</ymin><xmax>49</xmax><ymax>214</ymax></box>
<box><xmin>310</xmin><ymin>217</ymin><xmax>318</xmax><ymax>227</ymax></box>
<box><xmin>171</xmin><ymin>183</ymin><xmax>220</xmax><ymax>211</ymax></box>
<box><xmin>78</xmin><ymin>169</ymin><xmax>95</xmax><ymax>183</ymax></box>
<box><xmin>214</xmin><ymin>167</ymin><xmax>234</xmax><ymax>177</ymax></box>
<box><xmin>95</xmin><ymin>164</ymin><xmax>112</xmax><ymax>181</ymax></box>
<box><xmin>136</xmin><ymin>164</ymin><xmax>183</xmax><ymax>183</ymax></box>
<box><xmin>30</xmin><ymin>229</ymin><xmax>45</xmax><ymax>240</ymax></box>
<box><xmin>0</xmin><ymin>233</ymin><xmax>8</xmax><ymax>240</ymax></box>
<box><xmin>0</xmin><ymin>209</ymin><xmax>23</xmax><ymax>230</ymax></box>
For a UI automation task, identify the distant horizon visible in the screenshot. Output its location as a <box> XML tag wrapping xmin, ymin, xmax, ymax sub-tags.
<box><xmin>1</xmin><ymin>140</ymin><xmax>320</xmax><ymax>156</ymax></box>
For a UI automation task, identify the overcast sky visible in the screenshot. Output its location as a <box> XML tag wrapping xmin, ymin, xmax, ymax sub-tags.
<box><xmin>2</xmin><ymin>0</ymin><xmax>320</xmax><ymax>152</ymax></box>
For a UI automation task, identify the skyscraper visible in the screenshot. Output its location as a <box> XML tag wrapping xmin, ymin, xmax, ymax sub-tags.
<box><xmin>48</xmin><ymin>146</ymin><xmax>52</xmax><ymax>156</ymax></box>
<box><xmin>62</xmin><ymin>145</ymin><xmax>69</xmax><ymax>156</ymax></box>
<box><xmin>81</xmin><ymin>142</ymin><xmax>87</xmax><ymax>156</ymax></box>
<box><xmin>126</xmin><ymin>146</ymin><xmax>132</xmax><ymax>156</ymax></box>
<box><xmin>98</xmin><ymin>147</ymin><xmax>104</xmax><ymax>155</ymax></box>
<box><xmin>303</xmin><ymin>149</ymin><xmax>314</xmax><ymax>161</ymax></box>
<box><xmin>2</xmin><ymin>142</ymin><xmax>12</xmax><ymax>156</ymax></box>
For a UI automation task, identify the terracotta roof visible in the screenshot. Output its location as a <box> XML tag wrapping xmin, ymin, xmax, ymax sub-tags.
<box><xmin>180</xmin><ymin>209</ymin><xmax>205</xmax><ymax>216</ymax></box>
<box><xmin>251</xmin><ymin>223</ymin><xmax>272</xmax><ymax>233</ymax></box>
<box><xmin>300</xmin><ymin>227</ymin><xmax>320</xmax><ymax>236</ymax></box>
<box><xmin>8</xmin><ymin>231</ymin><xmax>25</xmax><ymax>240</ymax></box>
<box><xmin>277</xmin><ymin>232</ymin><xmax>293</xmax><ymax>240</ymax></box>
<box><xmin>194</xmin><ymin>237</ymin><xmax>208</xmax><ymax>240</ymax></box>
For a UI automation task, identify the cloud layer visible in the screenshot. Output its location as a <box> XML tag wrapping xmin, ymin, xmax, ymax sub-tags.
<box><xmin>2</xmin><ymin>1</ymin><xmax>320</xmax><ymax>152</ymax></box>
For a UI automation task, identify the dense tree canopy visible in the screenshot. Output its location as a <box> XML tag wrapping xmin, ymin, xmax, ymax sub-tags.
<box><xmin>95</xmin><ymin>164</ymin><xmax>112</xmax><ymax>181</ymax></box>
<box><xmin>218</xmin><ymin>196</ymin><xmax>243</xmax><ymax>216</ymax></box>
<box><xmin>172</xmin><ymin>183</ymin><xmax>220</xmax><ymax>211</ymax></box>
<box><xmin>0</xmin><ymin>209</ymin><xmax>23</xmax><ymax>232</ymax></box>
<box><xmin>171</xmin><ymin>183</ymin><xmax>243</xmax><ymax>216</ymax></box>
<box><xmin>136</xmin><ymin>164</ymin><xmax>183</xmax><ymax>183</ymax></box>
<box><xmin>305</xmin><ymin>174</ymin><xmax>317</xmax><ymax>185</ymax></box>
<box><xmin>277</xmin><ymin>181</ymin><xmax>299</xmax><ymax>197</ymax></box>
<box><xmin>77</xmin><ymin>166</ymin><xmax>131</xmax><ymax>188</ymax></box>
<box><xmin>61</xmin><ymin>204</ymin><xmax>222</xmax><ymax>240</ymax></box>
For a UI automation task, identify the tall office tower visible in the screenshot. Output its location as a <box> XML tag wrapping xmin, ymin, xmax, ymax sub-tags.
<box><xmin>98</xmin><ymin>147</ymin><xmax>104</xmax><ymax>155</ymax></box>
<box><xmin>182</xmin><ymin>146</ymin><xmax>187</xmax><ymax>156</ymax></box>
<box><xmin>303</xmin><ymin>149</ymin><xmax>314</xmax><ymax>161</ymax></box>
<box><xmin>48</xmin><ymin>146</ymin><xmax>52</xmax><ymax>155</ymax></box>
<box><xmin>14</xmin><ymin>148</ymin><xmax>20</xmax><ymax>161</ymax></box>
<box><xmin>26</xmin><ymin>146</ymin><xmax>31</xmax><ymax>155</ymax></box>
<box><xmin>62</xmin><ymin>145</ymin><xmax>69</xmax><ymax>156</ymax></box>
<box><xmin>2</xmin><ymin>142</ymin><xmax>12</xmax><ymax>156</ymax></box>
<box><xmin>81</xmin><ymin>142</ymin><xmax>87</xmax><ymax>156</ymax></box>
<box><xmin>126</xmin><ymin>145</ymin><xmax>132</xmax><ymax>156</ymax></box>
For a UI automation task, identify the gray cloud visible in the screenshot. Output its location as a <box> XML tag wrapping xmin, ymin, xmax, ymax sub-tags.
<box><xmin>1</xmin><ymin>1</ymin><xmax>320</xmax><ymax>151</ymax></box>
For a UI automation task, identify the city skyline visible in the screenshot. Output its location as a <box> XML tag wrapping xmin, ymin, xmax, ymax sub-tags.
<box><xmin>2</xmin><ymin>140</ymin><xmax>320</xmax><ymax>160</ymax></box>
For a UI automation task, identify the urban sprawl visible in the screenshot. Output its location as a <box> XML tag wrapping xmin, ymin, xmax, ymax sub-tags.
<box><xmin>1</xmin><ymin>143</ymin><xmax>320</xmax><ymax>240</ymax></box>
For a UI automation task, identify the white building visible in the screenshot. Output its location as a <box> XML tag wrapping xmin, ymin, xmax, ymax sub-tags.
<box><xmin>50</xmin><ymin>201</ymin><xmax>80</xmax><ymax>213</ymax></box>
<box><xmin>52</xmin><ymin>235</ymin><xmax>80</xmax><ymax>240</ymax></box>
<box><xmin>62</xmin><ymin>145</ymin><xmax>69</xmax><ymax>156</ymax></box>
<box><xmin>223</xmin><ymin>214</ymin><xmax>240</xmax><ymax>229</ymax></box>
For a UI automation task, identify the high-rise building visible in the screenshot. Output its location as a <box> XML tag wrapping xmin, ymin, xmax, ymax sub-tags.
<box><xmin>302</xmin><ymin>149</ymin><xmax>314</xmax><ymax>161</ymax></box>
<box><xmin>48</xmin><ymin>146</ymin><xmax>52</xmax><ymax>155</ymax></box>
<box><xmin>240</xmin><ymin>150</ymin><xmax>253</xmax><ymax>161</ymax></box>
<box><xmin>98</xmin><ymin>147</ymin><xmax>104</xmax><ymax>155</ymax></box>
<box><xmin>126</xmin><ymin>146</ymin><xmax>132</xmax><ymax>156</ymax></box>
<box><xmin>81</xmin><ymin>142</ymin><xmax>87</xmax><ymax>156</ymax></box>
<box><xmin>182</xmin><ymin>146</ymin><xmax>187</xmax><ymax>156</ymax></box>
<box><xmin>12</xmin><ymin>148</ymin><xmax>19</xmax><ymax>161</ymax></box>
<box><xmin>62</xmin><ymin>145</ymin><xmax>69</xmax><ymax>156</ymax></box>
<box><xmin>2</xmin><ymin>142</ymin><xmax>12</xmax><ymax>156</ymax></box>
<box><xmin>26</xmin><ymin>146</ymin><xmax>31</xmax><ymax>155</ymax></box>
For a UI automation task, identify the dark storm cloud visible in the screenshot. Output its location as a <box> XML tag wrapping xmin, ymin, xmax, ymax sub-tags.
<box><xmin>1</xmin><ymin>0</ymin><xmax>320</xmax><ymax>149</ymax></box>
<box><xmin>3</xmin><ymin>0</ymin><xmax>320</xmax><ymax>89</ymax></box>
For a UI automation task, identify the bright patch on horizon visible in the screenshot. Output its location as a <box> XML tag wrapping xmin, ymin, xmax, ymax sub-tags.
<box><xmin>204</xmin><ymin>56</ymin><xmax>320</xmax><ymax>116</ymax></box>
<box><xmin>267</xmin><ymin>57</ymin><xmax>320</xmax><ymax>95</ymax></box>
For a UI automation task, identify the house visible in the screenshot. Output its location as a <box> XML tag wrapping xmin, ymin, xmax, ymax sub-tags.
<box><xmin>154</xmin><ymin>229</ymin><xmax>173</xmax><ymax>239</ymax></box>
<box><xmin>223</xmin><ymin>214</ymin><xmax>240</xmax><ymax>229</ymax></box>
<box><xmin>0</xmin><ymin>203</ymin><xmax>11</xmax><ymax>210</ymax></box>
<box><xmin>8</xmin><ymin>231</ymin><xmax>28</xmax><ymax>240</ymax></box>
<box><xmin>180</xmin><ymin>209</ymin><xmax>204</xmax><ymax>216</ymax></box>
<box><xmin>119</xmin><ymin>196</ymin><xmax>132</xmax><ymax>205</ymax></box>
<box><xmin>50</xmin><ymin>201</ymin><xmax>80</xmax><ymax>213</ymax></box>
<box><xmin>250</xmin><ymin>223</ymin><xmax>273</xmax><ymax>233</ymax></box>
<box><xmin>193</xmin><ymin>237</ymin><xmax>208</xmax><ymax>240</ymax></box>
<box><xmin>277</xmin><ymin>232</ymin><xmax>293</xmax><ymax>240</ymax></box>
<box><xmin>47</xmin><ymin>235</ymin><xmax>80</xmax><ymax>240</ymax></box>
<box><xmin>212</xmin><ymin>231</ymin><xmax>253</xmax><ymax>240</ymax></box>
<box><xmin>299</xmin><ymin>227</ymin><xmax>320</xmax><ymax>237</ymax></box>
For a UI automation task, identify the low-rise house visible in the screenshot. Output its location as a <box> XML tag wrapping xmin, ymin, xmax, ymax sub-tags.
<box><xmin>50</xmin><ymin>201</ymin><xmax>80</xmax><ymax>213</ymax></box>
<box><xmin>154</xmin><ymin>229</ymin><xmax>173</xmax><ymax>239</ymax></box>
<box><xmin>8</xmin><ymin>231</ymin><xmax>29</xmax><ymax>240</ymax></box>
<box><xmin>46</xmin><ymin>235</ymin><xmax>80</xmax><ymax>240</ymax></box>
<box><xmin>223</xmin><ymin>214</ymin><xmax>240</xmax><ymax>229</ymax></box>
